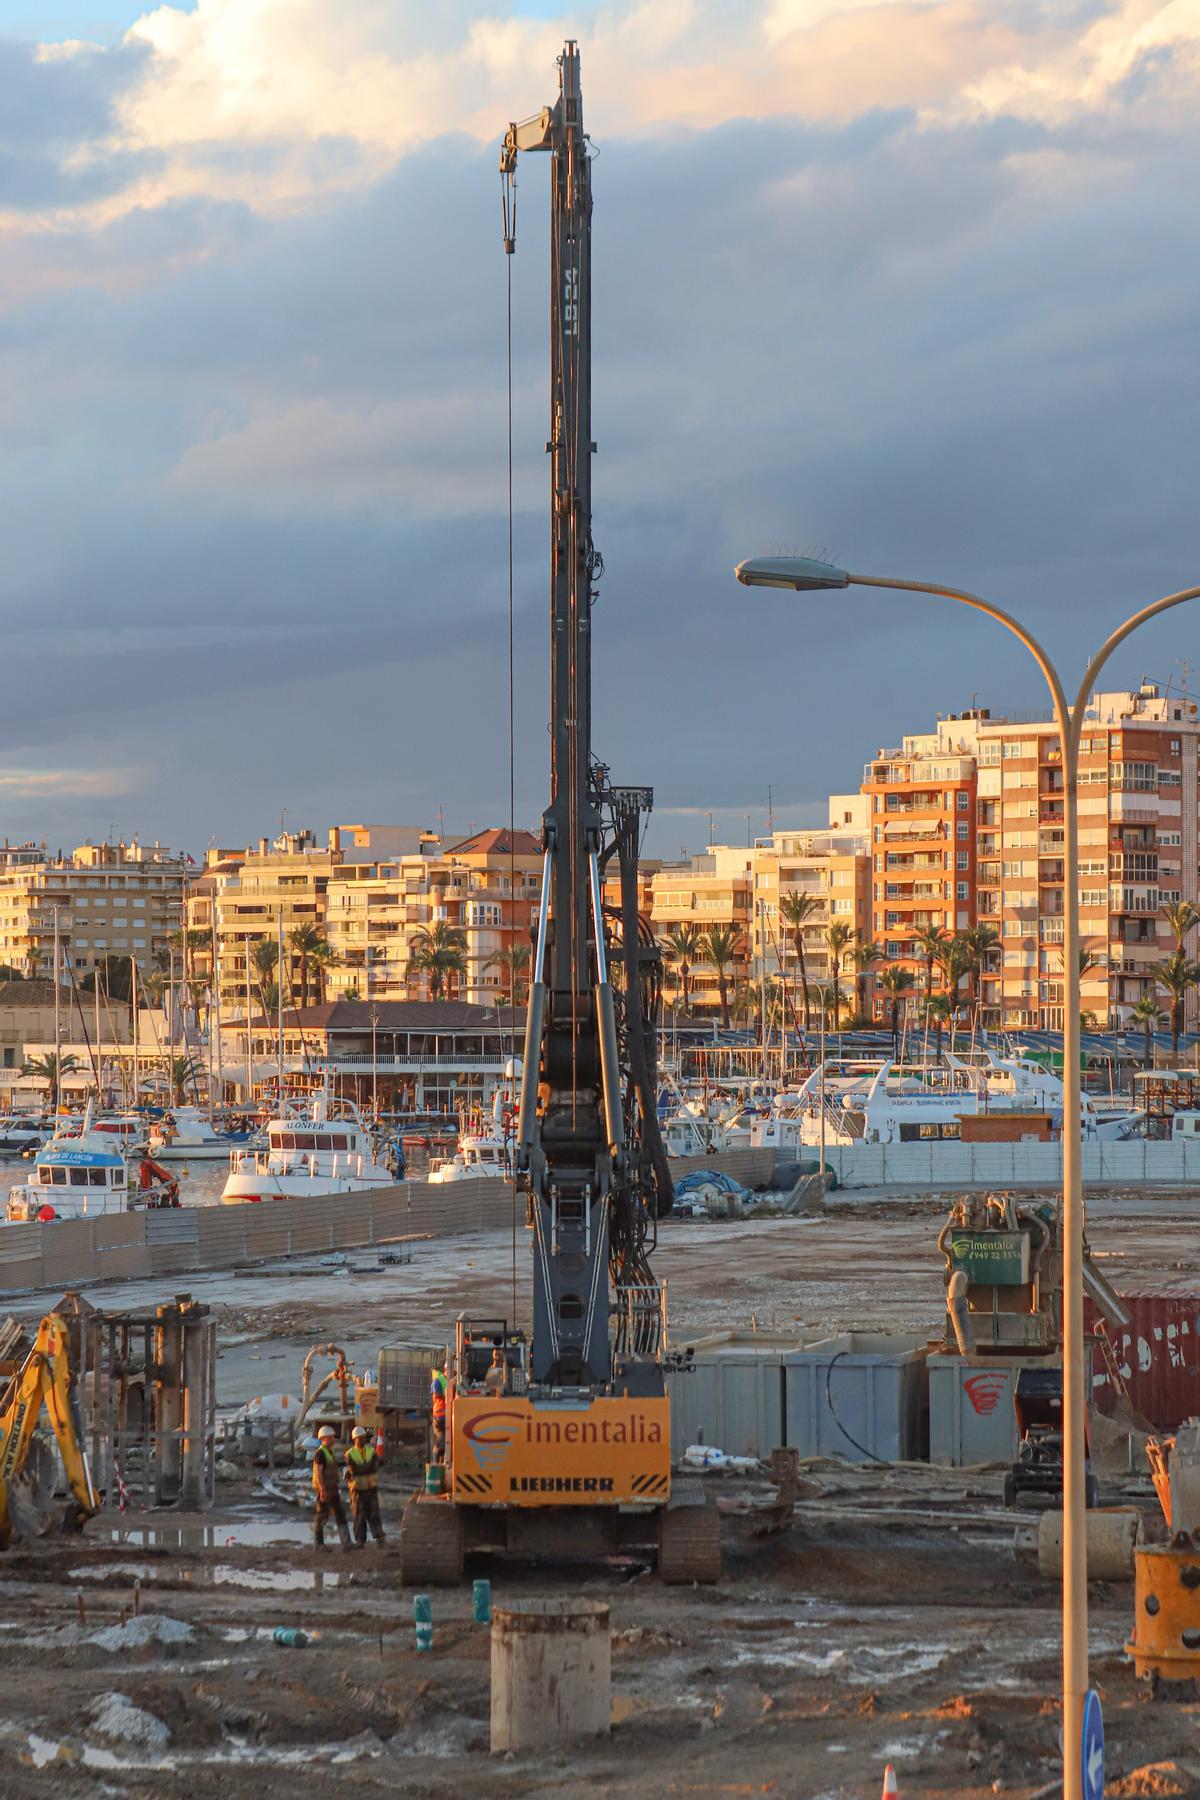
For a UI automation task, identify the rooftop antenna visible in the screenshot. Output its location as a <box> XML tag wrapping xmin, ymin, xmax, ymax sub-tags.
<box><xmin>767</xmin><ymin>785</ymin><xmax>774</xmax><ymax>834</ymax></box>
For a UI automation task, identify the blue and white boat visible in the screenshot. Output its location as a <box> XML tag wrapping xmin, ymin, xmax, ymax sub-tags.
<box><xmin>7</xmin><ymin>1103</ymin><xmax>179</xmax><ymax>1223</ymax></box>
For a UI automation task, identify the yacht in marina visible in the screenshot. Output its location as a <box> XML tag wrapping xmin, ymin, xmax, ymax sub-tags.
<box><xmin>150</xmin><ymin>1105</ymin><xmax>252</xmax><ymax>1163</ymax></box>
<box><xmin>750</xmin><ymin>1049</ymin><xmax>1140</xmax><ymax>1152</ymax></box>
<box><xmin>7</xmin><ymin>1104</ymin><xmax>179</xmax><ymax>1222</ymax></box>
<box><xmin>220</xmin><ymin>1090</ymin><xmax>396</xmax><ymax>1204</ymax></box>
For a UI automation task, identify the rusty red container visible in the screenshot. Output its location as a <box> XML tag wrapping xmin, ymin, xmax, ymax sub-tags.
<box><xmin>1086</xmin><ymin>1280</ymin><xmax>1200</xmax><ymax>1430</ymax></box>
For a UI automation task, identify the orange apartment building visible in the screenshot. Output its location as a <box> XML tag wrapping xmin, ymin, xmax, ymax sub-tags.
<box><xmin>858</xmin><ymin>685</ymin><xmax>1200</xmax><ymax>1032</ymax></box>
<box><xmin>861</xmin><ymin>732</ymin><xmax>979</xmax><ymax>1016</ymax></box>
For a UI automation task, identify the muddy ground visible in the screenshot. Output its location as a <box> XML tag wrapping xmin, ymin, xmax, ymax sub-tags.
<box><xmin>3</xmin><ymin>1188</ymin><xmax>1199</xmax><ymax>1796</ymax></box>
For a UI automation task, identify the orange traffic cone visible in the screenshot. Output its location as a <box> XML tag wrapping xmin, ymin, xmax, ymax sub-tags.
<box><xmin>881</xmin><ymin>1767</ymin><xmax>899</xmax><ymax>1800</ymax></box>
<box><xmin>375</xmin><ymin>1424</ymin><xmax>385</xmax><ymax>1457</ymax></box>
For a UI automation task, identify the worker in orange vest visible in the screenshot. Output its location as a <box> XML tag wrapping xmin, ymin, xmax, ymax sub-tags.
<box><xmin>430</xmin><ymin>1367</ymin><xmax>447</xmax><ymax>1463</ymax></box>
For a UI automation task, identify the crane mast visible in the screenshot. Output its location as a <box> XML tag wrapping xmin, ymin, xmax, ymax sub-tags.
<box><xmin>502</xmin><ymin>43</ymin><xmax>670</xmax><ymax>1391</ymax></box>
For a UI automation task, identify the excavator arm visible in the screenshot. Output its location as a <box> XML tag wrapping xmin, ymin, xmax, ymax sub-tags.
<box><xmin>0</xmin><ymin>1312</ymin><xmax>98</xmax><ymax>1548</ymax></box>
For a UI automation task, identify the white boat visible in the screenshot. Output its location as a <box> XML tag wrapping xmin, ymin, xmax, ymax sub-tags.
<box><xmin>150</xmin><ymin>1105</ymin><xmax>252</xmax><ymax>1162</ymax></box>
<box><xmin>7</xmin><ymin>1104</ymin><xmax>179</xmax><ymax>1222</ymax></box>
<box><xmin>751</xmin><ymin>1050</ymin><xmax>1140</xmax><ymax>1152</ymax></box>
<box><xmin>427</xmin><ymin>1064</ymin><xmax>519</xmax><ymax>1184</ymax></box>
<box><xmin>220</xmin><ymin>1090</ymin><xmax>395</xmax><ymax>1204</ymax></box>
<box><xmin>0</xmin><ymin>1115</ymin><xmax>51</xmax><ymax>1155</ymax></box>
<box><xmin>427</xmin><ymin>1133</ymin><xmax>509</xmax><ymax>1182</ymax></box>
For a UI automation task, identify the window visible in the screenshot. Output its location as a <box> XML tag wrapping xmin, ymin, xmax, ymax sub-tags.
<box><xmin>956</xmin><ymin>882</ymin><xmax>969</xmax><ymax>900</ymax></box>
<box><xmin>1080</xmin><ymin>890</ymin><xmax>1107</xmax><ymax>908</ymax></box>
<box><xmin>956</xmin><ymin>821</ymin><xmax>969</xmax><ymax>840</ymax></box>
<box><xmin>956</xmin><ymin>852</ymin><xmax>969</xmax><ymax>871</ymax></box>
<box><xmin>1160</xmin><ymin>770</ymin><xmax>1182</xmax><ymax>787</ymax></box>
<box><xmin>1003</xmin><ymin>919</ymin><xmax>1022</xmax><ymax>937</ymax></box>
<box><xmin>831</xmin><ymin>899</ymin><xmax>852</xmax><ymax>915</ymax></box>
<box><xmin>956</xmin><ymin>791</ymin><xmax>969</xmax><ymax>810</ymax></box>
<box><xmin>1159</xmin><ymin>832</ymin><xmax>1182</xmax><ymax>847</ymax></box>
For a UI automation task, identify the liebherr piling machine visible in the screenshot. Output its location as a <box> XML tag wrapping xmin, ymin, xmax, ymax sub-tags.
<box><xmin>399</xmin><ymin>42</ymin><xmax>720</xmax><ymax>1585</ymax></box>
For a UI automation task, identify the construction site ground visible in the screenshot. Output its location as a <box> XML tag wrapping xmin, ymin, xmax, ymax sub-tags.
<box><xmin>3</xmin><ymin>1186</ymin><xmax>1198</xmax><ymax>1796</ymax></box>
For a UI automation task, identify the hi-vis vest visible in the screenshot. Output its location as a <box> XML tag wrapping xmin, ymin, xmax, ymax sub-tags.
<box><xmin>431</xmin><ymin>1371</ymin><xmax>447</xmax><ymax>1419</ymax></box>
<box><xmin>312</xmin><ymin>1443</ymin><xmax>338</xmax><ymax>1494</ymax></box>
<box><xmin>345</xmin><ymin>1445</ymin><xmax>379</xmax><ymax>1492</ymax></box>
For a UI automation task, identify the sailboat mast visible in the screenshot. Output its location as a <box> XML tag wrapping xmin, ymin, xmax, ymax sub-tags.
<box><xmin>276</xmin><ymin>908</ymin><xmax>284</xmax><ymax>1099</ymax></box>
<box><xmin>53</xmin><ymin>904</ymin><xmax>61</xmax><ymax>1114</ymax></box>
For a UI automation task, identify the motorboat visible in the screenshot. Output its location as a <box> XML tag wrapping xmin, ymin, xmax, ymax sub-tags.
<box><xmin>7</xmin><ymin>1103</ymin><xmax>179</xmax><ymax>1222</ymax></box>
<box><xmin>0</xmin><ymin>1115</ymin><xmax>51</xmax><ymax>1156</ymax></box>
<box><xmin>427</xmin><ymin>1076</ymin><xmax>517</xmax><ymax>1183</ymax></box>
<box><xmin>751</xmin><ymin>1050</ymin><xmax>1140</xmax><ymax>1151</ymax></box>
<box><xmin>149</xmin><ymin>1105</ymin><xmax>252</xmax><ymax>1162</ymax></box>
<box><xmin>221</xmin><ymin>1089</ymin><xmax>396</xmax><ymax>1204</ymax></box>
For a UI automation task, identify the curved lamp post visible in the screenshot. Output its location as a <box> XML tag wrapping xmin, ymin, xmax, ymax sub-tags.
<box><xmin>735</xmin><ymin>554</ymin><xmax>1200</xmax><ymax>1800</ymax></box>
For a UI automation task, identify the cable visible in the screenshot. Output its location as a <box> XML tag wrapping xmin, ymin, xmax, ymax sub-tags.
<box><xmin>824</xmin><ymin>1350</ymin><xmax>886</xmax><ymax>1465</ymax></box>
<box><xmin>506</xmin><ymin>224</ymin><xmax>519</xmax><ymax>1336</ymax></box>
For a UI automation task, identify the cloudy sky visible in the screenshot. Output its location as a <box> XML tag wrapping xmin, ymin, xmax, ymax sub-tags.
<box><xmin>2</xmin><ymin>0</ymin><xmax>1198</xmax><ymax>860</ymax></box>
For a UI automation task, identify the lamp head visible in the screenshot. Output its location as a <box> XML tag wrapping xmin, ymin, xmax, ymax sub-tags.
<box><xmin>734</xmin><ymin>556</ymin><xmax>850</xmax><ymax>592</ymax></box>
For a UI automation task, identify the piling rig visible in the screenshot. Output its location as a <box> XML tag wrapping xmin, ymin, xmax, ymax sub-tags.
<box><xmin>400</xmin><ymin>42</ymin><xmax>719</xmax><ymax>1584</ymax></box>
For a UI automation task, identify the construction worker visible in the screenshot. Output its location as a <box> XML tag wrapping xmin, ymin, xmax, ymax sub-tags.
<box><xmin>430</xmin><ymin>1366</ymin><xmax>447</xmax><ymax>1463</ymax></box>
<box><xmin>311</xmin><ymin>1424</ymin><xmax>351</xmax><ymax>1551</ymax></box>
<box><xmin>484</xmin><ymin>1347</ymin><xmax>507</xmax><ymax>1395</ymax></box>
<box><xmin>344</xmin><ymin>1425</ymin><xmax>385</xmax><ymax>1545</ymax></box>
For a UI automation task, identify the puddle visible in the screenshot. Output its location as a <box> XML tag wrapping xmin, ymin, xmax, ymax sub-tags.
<box><xmin>107</xmin><ymin>1518</ymin><xmax>310</xmax><ymax>1550</ymax></box>
<box><xmin>75</xmin><ymin>1560</ymin><xmax>339</xmax><ymax>1591</ymax></box>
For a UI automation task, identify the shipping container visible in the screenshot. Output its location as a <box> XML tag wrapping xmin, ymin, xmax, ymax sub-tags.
<box><xmin>930</xmin><ymin>1349</ymin><xmax>1094</xmax><ymax>1467</ymax></box>
<box><xmin>1086</xmin><ymin>1280</ymin><xmax>1200</xmax><ymax>1430</ymax></box>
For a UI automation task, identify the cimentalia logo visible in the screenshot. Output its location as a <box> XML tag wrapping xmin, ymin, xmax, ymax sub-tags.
<box><xmin>461</xmin><ymin>1410</ymin><xmax>524</xmax><ymax>1472</ymax></box>
<box><xmin>963</xmin><ymin>1372</ymin><xmax>1010</xmax><ymax>1417</ymax></box>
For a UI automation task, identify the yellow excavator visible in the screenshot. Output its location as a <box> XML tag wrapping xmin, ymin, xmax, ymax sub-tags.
<box><xmin>0</xmin><ymin>1312</ymin><xmax>98</xmax><ymax>1548</ymax></box>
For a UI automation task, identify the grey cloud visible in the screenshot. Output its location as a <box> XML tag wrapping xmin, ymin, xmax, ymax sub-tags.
<box><xmin>2</xmin><ymin>59</ymin><xmax>1200</xmax><ymax>854</ymax></box>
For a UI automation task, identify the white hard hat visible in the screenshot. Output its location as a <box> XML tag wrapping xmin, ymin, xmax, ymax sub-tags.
<box><xmin>317</xmin><ymin>1425</ymin><xmax>336</xmax><ymax>1440</ymax></box>
<box><xmin>351</xmin><ymin>1425</ymin><xmax>369</xmax><ymax>1439</ymax></box>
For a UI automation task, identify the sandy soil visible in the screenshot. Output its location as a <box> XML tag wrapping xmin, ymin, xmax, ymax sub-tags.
<box><xmin>1</xmin><ymin>1190</ymin><xmax>1197</xmax><ymax>1795</ymax></box>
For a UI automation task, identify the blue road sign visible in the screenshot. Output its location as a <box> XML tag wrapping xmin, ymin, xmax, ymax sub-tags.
<box><xmin>1081</xmin><ymin>1689</ymin><xmax>1104</xmax><ymax>1800</ymax></box>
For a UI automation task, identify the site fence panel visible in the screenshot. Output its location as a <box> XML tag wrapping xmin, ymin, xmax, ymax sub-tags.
<box><xmin>242</xmin><ymin>1209</ymin><xmax>292</xmax><ymax>1262</ymax></box>
<box><xmin>827</xmin><ymin>1138</ymin><xmax>1200</xmax><ymax>1190</ymax></box>
<box><xmin>194</xmin><ymin>1209</ymin><xmax>245</xmax><ymax>1270</ymax></box>
<box><xmin>369</xmin><ymin>1188</ymin><xmax>411</xmax><ymax>1243</ymax></box>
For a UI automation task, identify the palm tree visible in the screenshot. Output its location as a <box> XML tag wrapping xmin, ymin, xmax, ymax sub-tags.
<box><xmin>141</xmin><ymin>969</ymin><xmax>167</xmax><ymax>1008</ymax></box>
<box><xmin>814</xmin><ymin>981</ymin><xmax>841</xmax><ymax>1031</ymax></box>
<box><xmin>918</xmin><ymin>991</ymin><xmax>952</xmax><ymax>1058</ymax></box>
<box><xmin>847</xmin><ymin>934</ymin><xmax>882</xmax><ymax>1024</ymax></box>
<box><xmin>1153</xmin><ymin>950</ymin><xmax>1200</xmax><ymax>1054</ymax></box>
<box><xmin>913</xmin><ymin>924</ymin><xmax>949</xmax><ymax>1000</ymax></box>
<box><xmin>167</xmin><ymin>1054</ymin><xmax>201</xmax><ymax>1106</ymax></box>
<box><xmin>659</xmin><ymin>923</ymin><xmax>702</xmax><ymax>1014</ymax></box>
<box><xmin>485</xmin><ymin>942</ymin><xmax>532</xmax><ymax>1006</ymax></box>
<box><xmin>698</xmin><ymin>926</ymin><xmax>741</xmax><ymax>1030</ymax></box>
<box><xmin>408</xmin><ymin>922</ymin><xmax>468</xmax><ymax>1002</ymax></box>
<box><xmin>1161</xmin><ymin>899</ymin><xmax>1200</xmax><ymax>953</ymax></box>
<box><xmin>956</xmin><ymin>924</ymin><xmax>1001</xmax><ymax>1026</ymax></box>
<box><xmin>779</xmin><ymin>892</ymin><xmax>821</xmax><ymax>1031</ymax></box>
<box><xmin>937</xmin><ymin>936</ymin><xmax>972</xmax><ymax>1017</ymax></box>
<box><xmin>308</xmin><ymin>939</ymin><xmax>337</xmax><ymax>1004</ymax></box>
<box><xmin>1128</xmin><ymin>991</ymin><xmax>1167</xmax><ymax>1068</ymax></box>
<box><xmin>824</xmin><ymin>922</ymin><xmax>855</xmax><ymax>1023</ymax></box>
<box><xmin>879</xmin><ymin>966</ymin><xmax>914</xmax><ymax>1052</ymax></box>
<box><xmin>23</xmin><ymin>1050</ymin><xmax>80</xmax><ymax>1111</ymax></box>
<box><xmin>0</xmin><ymin>964</ymin><xmax>24</xmax><ymax>984</ymax></box>
<box><xmin>250</xmin><ymin>938</ymin><xmax>280</xmax><ymax>1017</ymax></box>
<box><xmin>289</xmin><ymin>922</ymin><xmax>331</xmax><ymax>1009</ymax></box>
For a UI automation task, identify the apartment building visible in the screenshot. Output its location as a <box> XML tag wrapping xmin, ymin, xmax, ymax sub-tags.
<box><xmin>188</xmin><ymin>829</ymin><xmax>339</xmax><ymax>1017</ymax></box>
<box><xmin>861</xmin><ymin>735</ymin><xmax>978</xmax><ymax>1011</ymax></box>
<box><xmin>751</xmin><ymin>827</ymin><xmax>872</xmax><ymax>1017</ymax></box>
<box><xmin>971</xmin><ymin>687</ymin><xmax>1200</xmax><ymax>1030</ymax></box>
<box><xmin>648</xmin><ymin>847</ymin><xmax>753</xmax><ymax>1015</ymax></box>
<box><xmin>853</xmin><ymin>685</ymin><xmax>1200</xmax><ymax>1032</ymax></box>
<box><xmin>0</xmin><ymin>839</ymin><xmax>184</xmax><ymax>984</ymax></box>
<box><xmin>429</xmin><ymin>829</ymin><xmax>542</xmax><ymax>1005</ymax></box>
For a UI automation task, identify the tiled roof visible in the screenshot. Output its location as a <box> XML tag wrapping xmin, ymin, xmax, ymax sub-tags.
<box><xmin>444</xmin><ymin>827</ymin><xmax>541</xmax><ymax>858</ymax></box>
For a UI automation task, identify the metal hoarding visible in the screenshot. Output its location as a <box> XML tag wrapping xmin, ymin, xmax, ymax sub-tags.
<box><xmin>785</xmin><ymin>1333</ymin><xmax>929</xmax><ymax>1464</ymax></box>
<box><xmin>666</xmin><ymin>1349</ymin><xmax>786</xmax><ymax>1461</ymax></box>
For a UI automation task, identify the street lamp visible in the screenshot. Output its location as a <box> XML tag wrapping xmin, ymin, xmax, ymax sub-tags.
<box><xmin>736</xmin><ymin>552</ymin><xmax>1200</xmax><ymax>1800</ymax></box>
